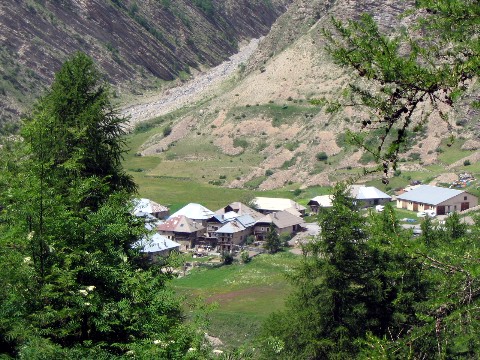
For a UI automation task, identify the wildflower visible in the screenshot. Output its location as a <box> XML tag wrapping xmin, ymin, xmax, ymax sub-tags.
<box><xmin>86</xmin><ymin>285</ymin><xmax>96</xmax><ymax>292</ymax></box>
<box><xmin>79</xmin><ymin>289</ymin><xmax>88</xmax><ymax>296</ymax></box>
<box><xmin>23</xmin><ymin>257</ymin><xmax>31</xmax><ymax>263</ymax></box>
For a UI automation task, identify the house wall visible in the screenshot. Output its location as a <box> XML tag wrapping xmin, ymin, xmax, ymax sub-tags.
<box><xmin>396</xmin><ymin>192</ymin><xmax>478</xmax><ymax>214</ymax></box>
<box><xmin>357</xmin><ymin>198</ymin><xmax>391</xmax><ymax>208</ymax></box>
<box><xmin>217</xmin><ymin>229</ymin><xmax>250</xmax><ymax>252</ymax></box>
<box><xmin>438</xmin><ymin>193</ymin><xmax>478</xmax><ymax>213</ymax></box>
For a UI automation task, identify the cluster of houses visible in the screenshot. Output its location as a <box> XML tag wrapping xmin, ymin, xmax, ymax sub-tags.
<box><xmin>133</xmin><ymin>197</ymin><xmax>306</xmax><ymax>259</ymax></box>
<box><xmin>135</xmin><ymin>184</ymin><xmax>478</xmax><ymax>259</ymax></box>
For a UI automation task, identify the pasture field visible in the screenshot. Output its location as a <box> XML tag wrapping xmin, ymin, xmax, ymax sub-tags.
<box><xmin>171</xmin><ymin>252</ymin><xmax>302</xmax><ymax>349</ymax></box>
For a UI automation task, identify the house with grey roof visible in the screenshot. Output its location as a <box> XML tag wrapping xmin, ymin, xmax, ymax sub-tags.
<box><xmin>157</xmin><ymin>215</ymin><xmax>205</xmax><ymax>251</ymax></box>
<box><xmin>396</xmin><ymin>185</ymin><xmax>478</xmax><ymax>215</ymax></box>
<box><xmin>215</xmin><ymin>202</ymin><xmax>264</xmax><ymax>221</ymax></box>
<box><xmin>169</xmin><ymin>203</ymin><xmax>215</xmax><ymax>226</ymax></box>
<box><xmin>215</xmin><ymin>214</ymin><xmax>256</xmax><ymax>253</ymax></box>
<box><xmin>133</xmin><ymin>234</ymin><xmax>180</xmax><ymax>261</ymax></box>
<box><xmin>133</xmin><ymin>198</ymin><xmax>169</xmax><ymax>219</ymax></box>
<box><xmin>253</xmin><ymin>211</ymin><xmax>305</xmax><ymax>241</ymax></box>
<box><xmin>307</xmin><ymin>195</ymin><xmax>334</xmax><ymax>214</ymax></box>
<box><xmin>348</xmin><ymin>185</ymin><xmax>392</xmax><ymax>208</ymax></box>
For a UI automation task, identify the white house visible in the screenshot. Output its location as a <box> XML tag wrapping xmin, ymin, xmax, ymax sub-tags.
<box><xmin>348</xmin><ymin>185</ymin><xmax>392</xmax><ymax>208</ymax></box>
<box><xmin>396</xmin><ymin>185</ymin><xmax>478</xmax><ymax>215</ymax></box>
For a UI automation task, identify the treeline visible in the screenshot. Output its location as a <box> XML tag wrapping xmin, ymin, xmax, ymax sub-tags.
<box><xmin>258</xmin><ymin>187</ymin><xmax>480</xmax><ymax>358</ymax></box>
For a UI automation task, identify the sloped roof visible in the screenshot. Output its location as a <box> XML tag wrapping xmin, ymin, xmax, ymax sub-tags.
<box><xmin>170</xmin><ymin>203</ymin><xmax>215</xmax><ymax>220</ymax></box>
<box><xmin>256</xmin><ymin>211</ymin><xmax>305</xmax><ymax>229</ymax></box>
<box><xmin>349</xmin><ymin>185</ymin><xmax>391</xmax><ymax>200</ymax></box>
<box><xmin>397</xmin><ymin>185</ymin><xmax>466</xmax><ymax>205</ymax></box>
<box><xmin>253</xmin><ymin>197</ymin><xmax>306</xmax><ymax>212</ymax></box>
<box><xmin>133</xmin><ymin>233</ymin><xmax>180</xmax><ymax>253</ymax></box>
<box><xmin>216</xmin><ymin>220</ymin><xmax>247</xmax><ymax>234</ymax></box>
<box><xmin>308</xmin><ymin>195</ymin><xmax>334</xmax><ymax>207</ymax></box>
<box><xmin>236</xmin><ymin>214</ymin><xmax>256</xmax><ymax>228</ymax></box>
<box><xmin>133</xmin><ymin>198</ymin><xmax>169</xmax><ymax>215</ymax></box>
<box><xmin>215</xmin><ymin>202</ymin><xmax>264</xmax><ymax>220</ymax></box>
<box><xmin>157</xmin><ymin>215</ymin><xmax>204</xmax><ymax>233</ymax></box>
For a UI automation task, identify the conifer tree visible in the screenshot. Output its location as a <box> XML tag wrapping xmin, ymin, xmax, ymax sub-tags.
<box><xmin>0</xmin><ymin>53</ymin><xmax>204</xmax><ymax>358</ymax></box>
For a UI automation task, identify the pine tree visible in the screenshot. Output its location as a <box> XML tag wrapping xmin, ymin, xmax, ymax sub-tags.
<box><xmin>0</xmin><ymin>53</ymin><xmax>204</xmax><ymax>358</ymax></box>
<box><xmin>264</xmin><ymin>224</ymin><xmax>281</xmax><ymax>254</ymax></box>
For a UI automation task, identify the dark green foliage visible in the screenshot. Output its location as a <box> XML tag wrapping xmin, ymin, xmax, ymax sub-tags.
<box><xmin>259</xmin><ymin>188</ymin><xmax>428</xmax><ymax>359</ymax></box>
<box><xmin>324</xmin><ymin>0</ymin><xmax>480</xmax><ymax>172</ymax></box>
<box><xmin>0</xmin><ymin>53</ymin><xmax>203</xmax><ymax>358</ymax></box>
<box><xmin>192</xmin><ymin>0</ymin><xmax>214</xmax><ymax>16</ymax></box>
<box><xmin>163</xmin><ymin>124</ymin><xmax>172</xmax><ymax>137</ymax></box>
<box><xmin>315</xmin><ymin>151</ymin><xmax>328</xmax><ymax>161</ymax></box>
<box><xmin>264</xmin><ymin>225</ymin><xmax>281</xmax><ymax>254</ymax></box>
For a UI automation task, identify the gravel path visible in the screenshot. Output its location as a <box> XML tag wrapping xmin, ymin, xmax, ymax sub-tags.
<box><xmin>121</xmin><ymin>38</ymin><xmax>261</xmax><ymax>127</ymax></box>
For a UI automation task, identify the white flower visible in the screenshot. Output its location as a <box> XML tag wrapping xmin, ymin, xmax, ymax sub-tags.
<box><xmin>27</xmin><ymin>232</ymin><xmax>34</xmax><ymax>240</ymax></box>
<box><xmin>86</xmin><ymin>285</ymin><xmax>96</xmax><ymax>292</ymax></box>
<box><xmin>78</xmin><ymin>289</ymin><xmax>88</xmax><ymax>296</ymax></box>
<box><xmin>23</xmin><ymin>257</ymin><xmax>31</xmax><ymax>263</ymax></box>
<box><xmin>153</xmin><ymin>340</ymin><xmax>162</xmax><ymax>345</ymax></box>
<box><xmin>84</xmin><ymin>302</ymin><xmax>91</xmax><ymax>306</ymax></box>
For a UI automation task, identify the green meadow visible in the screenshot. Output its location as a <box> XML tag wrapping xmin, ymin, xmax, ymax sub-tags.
<box><xmin>172</xmin><ymin>252</ymin><xmax>301</xmax><ymax>349</ymax></box>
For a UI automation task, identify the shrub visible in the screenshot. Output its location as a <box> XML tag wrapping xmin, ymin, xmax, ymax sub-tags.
<box><xmin>464</xmin><ymin>159</ymin><xmax>471</xmax><ymax>166</ymax></box>
<box><xmin>316</xmin><ymin>152</ymin><xmax>328</xmax><ymax>161</ymax></box>
<box><xmin>163</xmin><ymin>125</ymin><xmax>172</xmax><ymax>137</ymax></box>
<box><xmin>265</xmin><ymin>169</ymin><xmax>274</xmax><ymax>176</ymax></box>
<box><xmin>222</xmin><ymin>252</ymin><xmax>234</xmax><ymax>265</ymax></box>
<box><xmin>240</xmin><ymin>251</ymin><xmax>250</xmax><ymax>264</ymax></box>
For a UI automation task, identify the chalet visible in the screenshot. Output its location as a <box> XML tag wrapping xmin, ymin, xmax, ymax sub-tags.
<box><xmin>133</xmin><ymin>234</ymin><xmax>180</xmax><ymax>261</ymax></box>
<box><xmin>252</xmin><ymin>197</ymin><xmax>307</xmax><ymax>216</ymax></box>
<box><xmin>157</xmin><ymin>215</ymin><xmax>205</xmax><ymax>251</ymax></box>
<box><xmin>348</xmin><ymin>185</ymin><xmax>392</xmax><ymax>208</ymax></box>
<box><xmin>215</xmin><ymin>202</ymin><xmax>264</xmax><ymax>221</ymax></box>
<box><xmin>133</xmin><ymin>198</ymin><xmax>169</xmax><ymax>219</ymax></box>
<box><xmin>254</xmin><ymin>211</ymin><xmax>305</xmax><ymax>241</ymax></box>
<box><xmin>170</xmin><ymin>203</ymin><xmax>215</xmax><ymax>226</ymax></box>
<box><xmin>396</xmin><ymin>185</ymin><xmax>478</xmax><ymax>215</ymax></box>
<box><xmin>307</xmin><ymin>195</ymin><xmax>333</xmax><ymax>214</ymax></box>
<box><xmin>216</xmin><ymin>214</ymin><xmax>256</xmax><ymax>253</ymax></box>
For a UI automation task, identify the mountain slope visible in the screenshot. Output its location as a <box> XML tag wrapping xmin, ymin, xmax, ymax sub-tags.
<box><xmin>127</xmin><ymin>0</ymin><xmax>479</xmax><ymax>191</ymax></box>
<box><xmin>0</xmin><ymin>0</ymin><xmax>291</xmax><ymax>132</ymax></box>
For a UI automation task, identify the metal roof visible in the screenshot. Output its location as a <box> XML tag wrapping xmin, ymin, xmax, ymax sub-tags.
<box><xmin>397</xmin><ymin>185</ymin><xmax>465</xmax><ymax>205</ymax></box>
<box><xmin>133</xmin><ymin>198</ymin><xmax>169</xmax><ymax>215</ymax></box>
<box><xmin>308</xmin><ymin>195</ymin><xmax>334</xmax><ymax>207</ymax></box>
<box><xmin>256</xmin><ymin>211</ymin><xmax>305</xmax><ymax>229</ymax></box>
<box><xmin>253</xmin><ymin>197</ymin><xmax>307</xmax><ymax>212</ymax></box>
<box><xmin>133</xmin><ymin>234</ymin><xmax>180</xmax><ymax>253</ymax></box>
<box><xmin>170</xmin><ymin>203</ymin><xmax>215</xmax><ymax>220</ymax></box>
<box><xmin>157</xmin><ymin>215</ymin><xmax>204</xmax><ymax>233</ymax></box>
<box><xmin>216</xmin><ymin>220</ymin><xmax>246</xmax><ymax>234</ymax></box>
<box><xmin>349</xmin><ymin>185</ymin><xmax>391</xmax><ymax>200</ymax></box>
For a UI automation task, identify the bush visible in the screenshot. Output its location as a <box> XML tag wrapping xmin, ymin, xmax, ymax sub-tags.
<box><xmin>464</xmin><ymin>159</ymin><xmax>471</xmax><ymax>166</ymax></box>
<box><xmin>222</xmin><ymin>252</ymin><xmax>234</xmax><ymax>265</ymax></box>
<box><xmin>245</xmin><ymin>235</ymin><xmax>255</xmax><ymax>245</ymax></box>
<box><xmin>265</xmin><ymin>169</ymin><xmax>274</xmax><ymax>176</ymax></box>
<box><xmin>240</xmin><ymin>251</ymin><xmax>250</xmax><ymax>264</ymax></box>
<box><xmin>163</xmin><ymin>125</ymin><xmax>172</xmax><ymax>137</ymax></box>
<box><xmin>316</xmin><ymin>152</ymin><xmax>328</xmax><ymax>161</ymax></box>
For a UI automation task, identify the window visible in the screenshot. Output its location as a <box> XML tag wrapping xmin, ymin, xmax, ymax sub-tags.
<box><xmin>464</xmin><ymin>196</ymin><xmax>467</xmax><ymax>200</ymax></box>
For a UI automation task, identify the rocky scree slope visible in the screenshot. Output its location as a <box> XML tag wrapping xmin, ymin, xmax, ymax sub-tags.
<box><xmin>0</xmin><ymin>0</ymin><xmax>291</xmax><ymax>132</ymax></box>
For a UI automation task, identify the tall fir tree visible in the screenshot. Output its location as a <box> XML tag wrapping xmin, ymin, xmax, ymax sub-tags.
<box><xmin>0</xmin><ymin>53</ymin><xmax>204</xmax><ymax>358</ymax></box>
